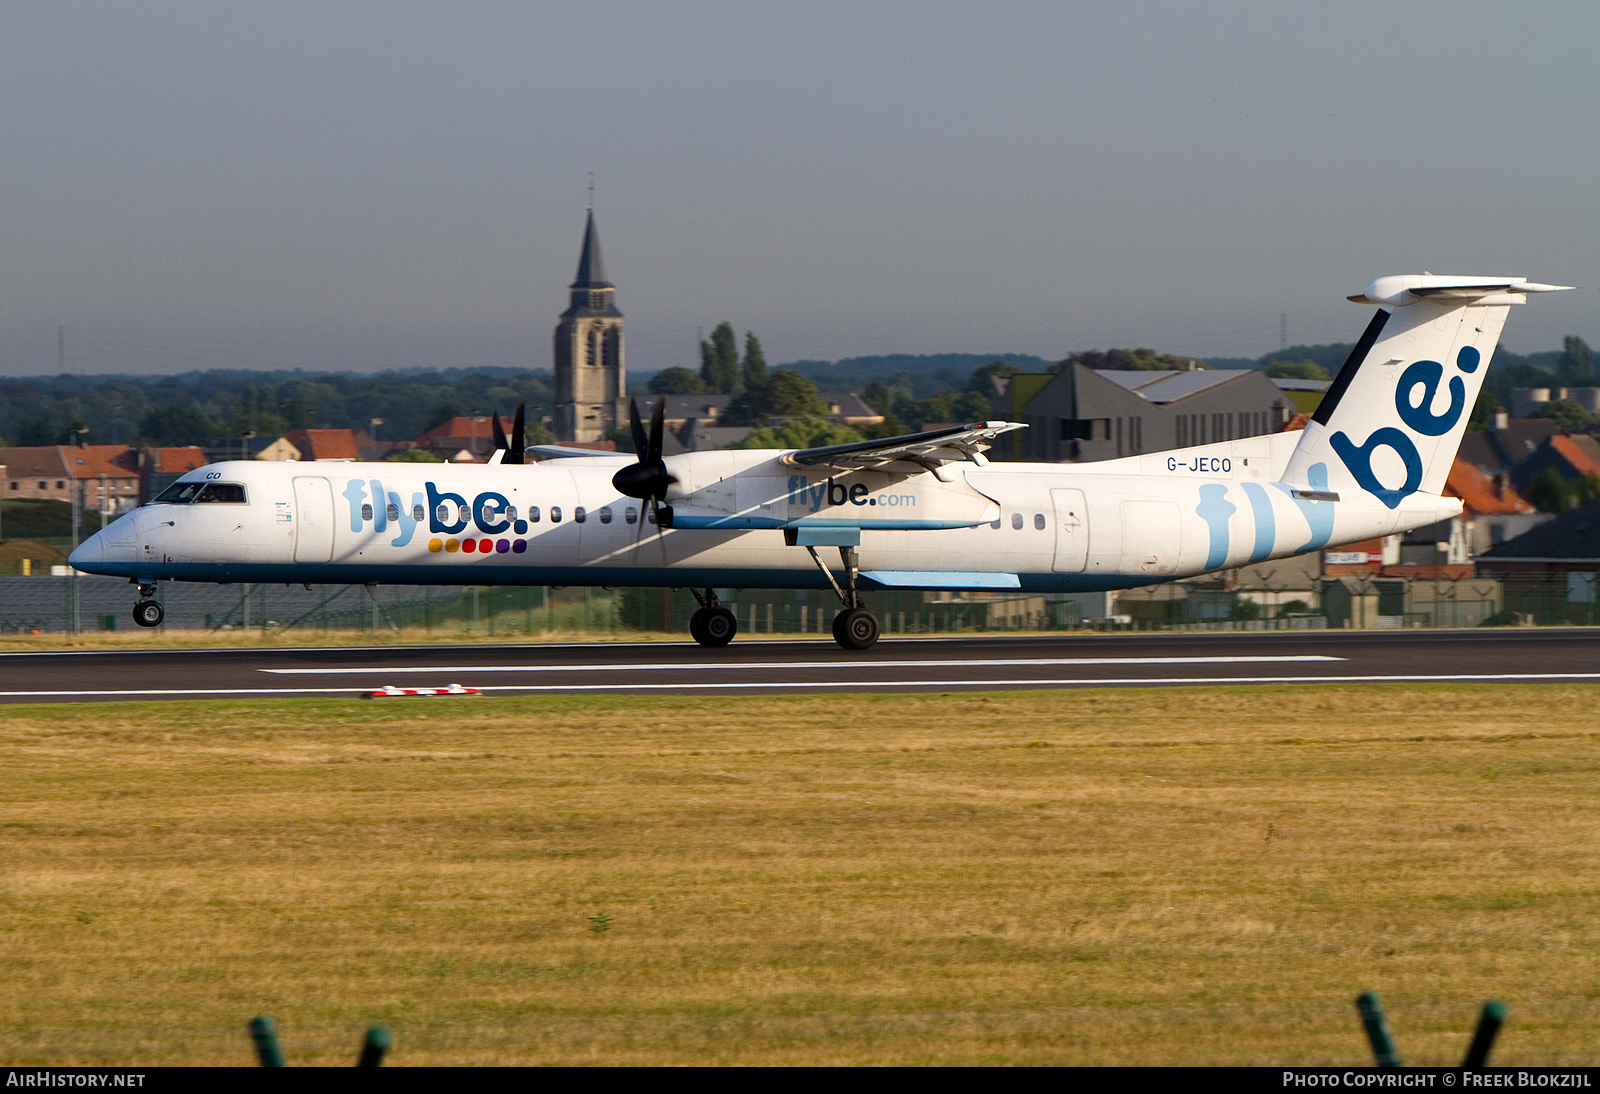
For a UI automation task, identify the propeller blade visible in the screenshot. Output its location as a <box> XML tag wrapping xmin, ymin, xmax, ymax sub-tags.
<box><xmin>628</xmin><ymin>398</ymin><xmax>648</xmax><ymax>458</ymax></box>
<box><xmin>647</xmin><ymin>398</ymin><xmax>666</xmax><ymax>464</ymax></box>
<box><xmin>509</xmin><ymin>401</ymin><xmax>525</xmax><ymax>464</ymax></box>
<box><xmin>490</xmin><ymin>407</ymin><xmax>508</xmax><ymax>453</ymax></box>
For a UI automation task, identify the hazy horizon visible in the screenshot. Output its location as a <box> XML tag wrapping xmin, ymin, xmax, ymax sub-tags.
<box><xmin>3</xmin><ymin>2</ymin><xmax>1597</xmax><ymax>379</ymax></box>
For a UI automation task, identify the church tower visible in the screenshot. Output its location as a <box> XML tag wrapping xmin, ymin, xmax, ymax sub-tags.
<box><xmin>553</xmin><ymin>207</ymin><xmax>626</xmax><ymax>443</ymax></box>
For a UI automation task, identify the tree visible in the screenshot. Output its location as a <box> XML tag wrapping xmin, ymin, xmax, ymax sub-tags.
<box><xmin>763</xmin><ymin>369</ymin><xmax>826</xmax><ymax>418</ymax></box>
<box><xmin>647</xmin><ymin>367</ymin><xmax>704</xmax><ymax>395</ymax></box>
<box><xmin>951</xmin><ymin>391</ymin><xmax>992</xmax><ymax>422</ymax></box>
<box><xmin>699</xmin><ymin>322</ymin><xmax>741</xmax><ymax>394</ymax></box>
<box><xmin>965</xmin><ymin>360</ymin><xmax>1021</xmax><ymax>396</ymax></box>
<box><xmin>1531</xmin><ymin>399</ymin><xmax>1593</xmax><ymax>428</ymax></box>
<box><xmin>138</xmin><ymin>405</ymin><xmax>214</xmax><ymax>446</ymax></box>
<box><xmin>279</xmin><ymin>396</ymin><xmax>318</xmax><ymax>429</ymax></box>
<box><xmin>1559</xmin><ymin>336</ymin><xmax>1594</xmax><ymax>383</ymax></box>
<box><xmin>1266</xmin><ymin>359</ymin><xmax>1331</xmax><ymax>380</ymax></box>
<box><xmin>741</xmin><ymin>331</ymin><xmax>769</xmax><ymax>393</ymax></box>
<box><xmin>384</xmin><ymin>447</ymin><xmax>446</xmax><ymax>462</ymax></box>
<box><xmin>861</xmin><ymin>414</ymin><xmax>910</xmax><ymax>439</ymax></box>
<box><xmin>1526</xmin><ymin>467</ymin><xmax>1599</xmax><ymax>514</ymax></box>
<box><xmin>427</xmin><ymin>402</ymin><xmax>462</xmax><ymax>431</ymax></box>
<box><xmin>731</xmin><ymin>418</ymin><xmax>864</xmax><ymax>450</ymax></box>
<box><xmin>16</xmin><ymin>415</ymin><xmax>54</xmax><ymax>446</ymax></box>
<box><xmin>1066</xmin><ymin>348</ymin><xmax>1201</xmax><ymax>372</ymax></box>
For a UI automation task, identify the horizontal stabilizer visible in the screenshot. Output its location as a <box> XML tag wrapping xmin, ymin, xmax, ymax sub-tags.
<box><xmin>1348</xmin><ymin>274</ymin><xmax>1573</xmax><ymax>306</ymax></box>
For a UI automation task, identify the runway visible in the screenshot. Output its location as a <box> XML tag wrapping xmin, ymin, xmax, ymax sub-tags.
<box><xmin>0</xmin><ymin>628</ymin><xmax>1597</xmax><ymax>702</ymax></box>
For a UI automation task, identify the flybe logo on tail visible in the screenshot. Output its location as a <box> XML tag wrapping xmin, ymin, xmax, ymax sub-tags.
<box><xmin>1330</xmin><ymin>345</ymin><xmax>1479</xmax><ymax>509</ymax></box>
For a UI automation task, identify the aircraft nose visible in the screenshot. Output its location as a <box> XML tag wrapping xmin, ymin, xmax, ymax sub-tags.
<box><xmin>68</xmin><ymin>532</ymin><xmax>105</xmax><ymax>570</ymax></box>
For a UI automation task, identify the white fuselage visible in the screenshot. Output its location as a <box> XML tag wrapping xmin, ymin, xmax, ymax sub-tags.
<box><xmin>70</xmin><ymin>430</ymin><xmax>1459</xmax><ymax>594</ymax></box>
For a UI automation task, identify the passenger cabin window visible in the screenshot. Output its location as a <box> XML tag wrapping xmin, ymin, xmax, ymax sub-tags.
<box><xmin>1034</xmin><ymin>513</ymin><xmax>1046</xmax><ymax>530</ymax></box>
<box><xmin>361</xmin><ymin>503</ymin><xmax>374</xmax><ymax>521</ymax></box>
<box><xmin>412</xmin><ymin>504</ymin><xmax>425</xmax><ymax>523</ymax></box>
<box><xmin>504</xmin><ymin>505</ymin><xmax>518</xmax><ymax>522</ymax></box>
<box><xmin>386</xmin><ymin>503</ymin><xmax>400</xmax><ymax>522</ymax></box>
<box><xmin>1011</xmin><ymin>512</ymin><xmax>1023</xmax><ymax>530</ymax></box>
<box><xmin>598</xmin><ymin>506</ymin><xmax>612</xmax><ymax>524</ymax></box>
<box><xmin>574</xmin><ymin>506</ymin><xmax>587</xmax><ymax>524</ymax></box>
<box><xmin>990</xmin><ymin>518</ymin><xmax>1001</xmax><ymax>529</ymax></box>
<box><xmin>435</xmin><ymin>503</ymin><xmax>451</xmax><ymax>523</ymax></box>
<box><xmin>153</xmin><ymin>481</ymin><xmax>206</xmax><ymax>504</ymax></box>
<box><xmin>550</xmin><ymin>506</ymin><xmax>562</xmax><ymax>523</ymax></box>
<box><xmin>625</xmin><ymin>507</ymin><xmax>638</xmax><ymax>525</ymax></box>
<box><xmin>527</xmin><ymin>506</ymin><xmax>541</xmax><ymax>523</ymax></box>
<box><xmin>195</xmin><ymin>483</ymin><xmax>246</xmax><ymax>504</ymax></box>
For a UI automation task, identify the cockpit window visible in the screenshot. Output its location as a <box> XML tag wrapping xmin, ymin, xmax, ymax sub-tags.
<box><xmin>152</xmin><ymin>481</ymin><xmax>205</xmax><ymax>504</ymax></box>
<box><xmin>195</xmin><ymin>483</ymin><xmax>248</xmax><ymax>504</ymax></box>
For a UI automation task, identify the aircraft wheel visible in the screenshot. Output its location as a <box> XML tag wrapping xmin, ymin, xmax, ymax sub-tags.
<box><xmin>133</xmin><ymin>600</ymin><xmax>164</xmax><ymax>628</ymax></box>
<box><xmin>832</xmin><ymin>607</ymin><xmax>879</xmax><ymax>650</ymax></box>
<box><xmin>688</xmin><ymin>608</ymin><xmax>709</xmax><ymax>645</ymax></box>
<box><xmin>700</xmin><ymin>606</ymin><xmax>737</xmax><ymax>647</ymax></box>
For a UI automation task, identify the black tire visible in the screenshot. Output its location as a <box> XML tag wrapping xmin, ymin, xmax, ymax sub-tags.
<box><xmin>701</xmin><ymin>606</ymin><xmax>737</xmax><ymax>647</ymax></box>
<box><xmin>133</xmin><ymin>600</ymin><xmax>164</xmax><ymax>628</ymax></box>
<box><xmin>688</xmin><ymin>608</ymin><xmax>709</xmax><ymax>645</ymax></box>
<box><xmin>833</xmin><ymin>607</ymin><xmax>879</xmax><ymax>650</ymax></box>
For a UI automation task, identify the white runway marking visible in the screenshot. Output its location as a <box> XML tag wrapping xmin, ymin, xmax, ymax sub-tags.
<box><xmin>260</xmin><ymin>654</ymin><xmax>1344</xmax><ymax>675</ymax></box>
<box><xmin>4</xmin><ymin>671</ymin><xmax>1600</xmax><ymax>698</ymax></box>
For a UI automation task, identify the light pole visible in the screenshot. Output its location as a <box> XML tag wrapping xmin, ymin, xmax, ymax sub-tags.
<box><xmin>471</xmin><ymin>416</ymin><xmax>488</xmax><ymax>460</ymax></box>
<box><xmin>370</xmin><ymin>417</ymin><xmax>383</xmax><ymax>455</ymax></box>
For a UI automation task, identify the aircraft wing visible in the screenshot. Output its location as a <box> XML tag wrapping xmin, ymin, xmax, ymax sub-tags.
<box><xmin>527</xmin><ymin>445</ymin><xmax>633</xmax><ymax>462</ymax></box>
<box><xmin>780</xmin><ymin>421</ymin><xmax>1026</xmax><ymax>472</ymax></box>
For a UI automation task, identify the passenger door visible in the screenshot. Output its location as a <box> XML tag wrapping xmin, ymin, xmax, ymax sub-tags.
<box><xmin>292</xmin><ymin>477</ymin><xmax>335</xmax><ymax>563</ymax></box>
<box><xmin>1050</xmin><ymin>488</ymin><xmax>1089</xmax><ymax>573</ymax></box>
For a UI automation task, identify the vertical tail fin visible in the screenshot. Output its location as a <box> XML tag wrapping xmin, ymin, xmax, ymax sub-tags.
<box><xmin>1281</xmin><ymin>275</ymin><xmax>1572</xmax><ymax>507</ymax></box>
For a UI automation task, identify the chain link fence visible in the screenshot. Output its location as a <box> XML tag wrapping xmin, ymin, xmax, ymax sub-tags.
<box><xmin>2</xmin><ymin>573</ymin><xmax>1593</xmax><ymax>637</ymax></box>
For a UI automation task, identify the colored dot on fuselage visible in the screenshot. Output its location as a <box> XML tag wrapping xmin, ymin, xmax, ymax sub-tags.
<box><xmin>428</xmin><ymin>538</ymin><xmax>443</xmax><ymax>553</ymax></box>
<box><xmin>445</xmin><ymin>539</ymin><xmax>459</xmax><ymax>552</ymax></box>
<box><xmin>461</xmin><ymin>539</ymin><xmax>476</xmax><ymax>553</ymax></box>
<box><xmin>495</xmin><ymin>539</ymin><xmax>510</xmax><ymax>553</ymax></box>
<box><xmin>512</xmin><ymin>539</ymin><xmax>527</xmax><ymax>553</ymax></box>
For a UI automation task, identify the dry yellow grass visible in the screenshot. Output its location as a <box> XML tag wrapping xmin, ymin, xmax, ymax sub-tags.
<box><xmin>1</xmin><ymin>684</ymin><xmax>1597</xmax><ymax>1066</ymax></box>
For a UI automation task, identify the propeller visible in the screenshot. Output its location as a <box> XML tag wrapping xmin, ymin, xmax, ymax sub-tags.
<box><xmin>509</xmin><ymin>401</ymin><xmax>525</xmax><ymax>465</ymax></box>
<box><xmin>489</xmin><ymin>401</ymin><xmax>527</xmax><ymax>464</ymax></box>
<box><xmin>611</xmin><ymin>397</ymin><xmax>676</xmax><ymax>528</ymax></box>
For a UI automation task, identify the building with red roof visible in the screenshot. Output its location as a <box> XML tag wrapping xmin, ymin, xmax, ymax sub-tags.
<box><xmin>1</xmin><ymin>445</ymin><xmax>142</xmax><ymax>513</ymax></box>
<box><xmin>285</xmin><ymin>428</ymin><xmax>370</xmax><ymax>462</ymax></box>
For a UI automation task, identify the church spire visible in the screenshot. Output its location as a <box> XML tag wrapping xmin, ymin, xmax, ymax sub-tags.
<box><xmin>571</xmin><ymin>207</ymin><xmax>612</xmax><ymax>289</ymax></box>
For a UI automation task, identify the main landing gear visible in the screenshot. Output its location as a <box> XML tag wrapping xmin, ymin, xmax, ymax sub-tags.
<box><xmin>688</xmin><ymin>589</ymin><xmax>737</xmax><ymax>648</ymax></box>
<box><xmin>132</xmin><ymin>583</ymin><xmax>164</xmax><ymax>628</ymax></box>
<box><xmin>807</xmin><ymin>544</ymin><xmax>880</xmax><ymax>651</ymax></box>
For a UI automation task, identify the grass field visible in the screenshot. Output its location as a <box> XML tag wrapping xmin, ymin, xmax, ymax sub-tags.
<box><xmin>2</xmin><ymin>684</ymin><xmax>1598</xmax><ymax>1066</ymax></box>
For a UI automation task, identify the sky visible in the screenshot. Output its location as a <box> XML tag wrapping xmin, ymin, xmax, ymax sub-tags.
<box><xmin>2</xmin><ymin>1</ymin><xmax>1598</xmax><ymax>378</ymax></box>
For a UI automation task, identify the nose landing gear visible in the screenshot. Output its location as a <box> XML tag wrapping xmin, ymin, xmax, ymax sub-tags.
<box><xmin>688</xmin><ymin>589</ymin><xmax>737</xmax><ymax>647</ymax></box>
<box><xmin>132</xmin><ymin>584</ymin><xmax>164</xmax><ymax>628</ymax></box>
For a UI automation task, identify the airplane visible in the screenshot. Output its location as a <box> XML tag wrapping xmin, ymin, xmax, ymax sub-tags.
<box><xmin>69</xmin><ymin>273</ymin><xmax>1570</xmax><ymax>649</ymax></box>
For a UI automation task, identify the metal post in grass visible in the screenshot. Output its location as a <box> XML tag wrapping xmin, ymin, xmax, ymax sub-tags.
<box><xmin>248</xmin><ymin>1015</ymin><xmax>285</xmax><ymax>1067</ymax></box>
<box><xmin>1356</xmin><ymin>991</ymin><xmax>1402</xmax><ymax>1067</ymax></box>
<box><xmin>1462</xmin><ymin>1000</ymin><xmax>1506</xmax><ymax>1068</ymax></box>
<box><xmin>357</xmin><ymin>1026</ymin><xmax>391</xmax><ymax>1067</ymax></box>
